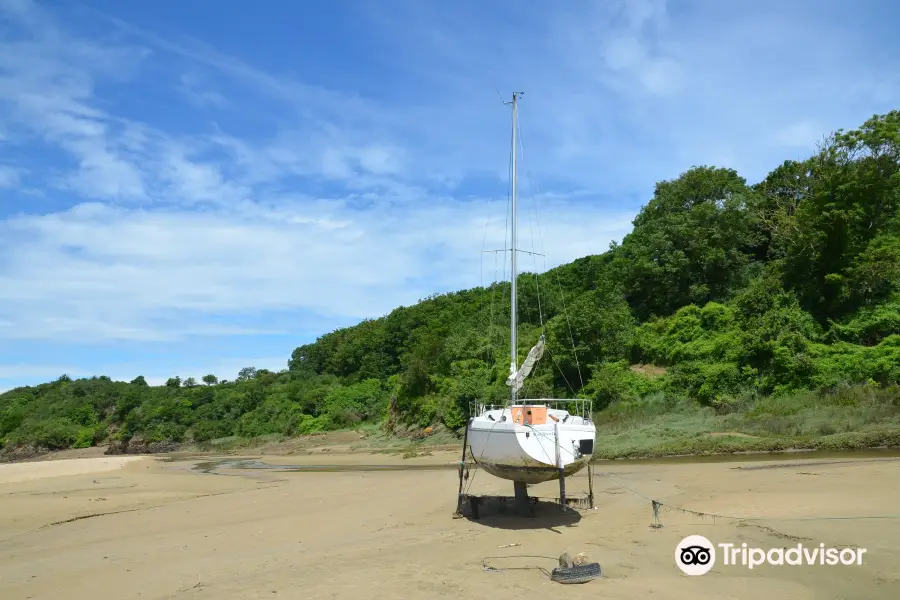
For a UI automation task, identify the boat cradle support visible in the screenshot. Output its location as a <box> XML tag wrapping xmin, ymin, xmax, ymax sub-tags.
<box><xmin>453</xmin><ymin>464</ymin><xmax>596</xmax><ymax>520</ymax></box>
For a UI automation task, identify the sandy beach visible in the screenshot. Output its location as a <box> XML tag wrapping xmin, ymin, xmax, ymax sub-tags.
<box><xmin>1</xmin><ymin>449</ymin><xmax>898</xmax><ymax>600</ymax></box>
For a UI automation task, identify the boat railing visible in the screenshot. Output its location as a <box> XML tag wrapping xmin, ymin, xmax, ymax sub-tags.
<box><xmin>470</xmin><ymin>398</ymin><xmax>594</xmax><ymax>421</ymax></box>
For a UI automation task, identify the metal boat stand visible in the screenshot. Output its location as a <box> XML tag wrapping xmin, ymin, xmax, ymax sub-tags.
<box><xmin>454</xmin><ymin>444</ymin><xmax>596</xmax><ymax>520</ymax></box>
<box><xmin>454</xmin><ymin>475</ymin><xmax>595</xmax><ymax>520</ymax></box>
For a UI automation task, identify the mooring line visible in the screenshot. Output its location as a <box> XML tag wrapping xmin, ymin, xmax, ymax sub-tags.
<box><xmin>594</xmin><ymin>470</ymin><xmax>900</xmax><ymax>528</ymax></box>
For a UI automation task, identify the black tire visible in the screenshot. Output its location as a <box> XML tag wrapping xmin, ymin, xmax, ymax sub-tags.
<box><xmin>550</xmin><ymin>562</ymin><xmax>602</xmax><ymax>584</ymax></box>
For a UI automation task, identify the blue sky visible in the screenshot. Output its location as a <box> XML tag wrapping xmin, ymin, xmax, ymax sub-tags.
<box><xmin>1</xmin><ymin>0</ymin><xmax>899</xmax><ymax>391</ymax></box>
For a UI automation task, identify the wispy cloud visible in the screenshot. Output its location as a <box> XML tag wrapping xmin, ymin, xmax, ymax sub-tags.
<box><xmin>0</xmin><ymin>0</ymin><xmax>898</xmax><ymax>386</ymax></box>
<box><xmin>0</xmin><ymin>193</ymin><xmax>635</xmax><ymax>342</ymax></box>
<box><xmin>178</xmin><ymin>72</ymin><xmax>228</xmax><ymax>109</ymax></box>
<box><xmin>0</xmin><ymin>164</ymin><xmax>22</xmax><ymax>187</ymax></box>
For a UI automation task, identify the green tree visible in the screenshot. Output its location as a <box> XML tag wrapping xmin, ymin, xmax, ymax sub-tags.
<box><xmin>236</xmin><ymin>367</ymin><xmax>258</xmax><ymax>382</ymax></box>
<box><xmin>614</xmin><ymin>166</ymin><xmax>760</xmax><ymax>320</ymax></box>
<box><xmin>769</xmin><ymin>111</ymin><xmax>900</xmax><ymax>320</ymax></box>
<box><xmin>545</xmin><ymin>287</ymin><xmax>636</xmax><ymax>389</ymax></box>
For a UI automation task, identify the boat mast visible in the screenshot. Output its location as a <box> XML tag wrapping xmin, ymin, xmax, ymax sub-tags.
<box><xmin>509</xmin><ymin>92</ymin><xmax>521</xmax><ymax>407</ymax></box>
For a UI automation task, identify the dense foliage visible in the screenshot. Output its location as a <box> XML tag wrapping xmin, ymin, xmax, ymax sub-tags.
<box><xmin>2</xmin><ymin>111</ymin><xmax>899</xmax><ymax>455</ymax></box>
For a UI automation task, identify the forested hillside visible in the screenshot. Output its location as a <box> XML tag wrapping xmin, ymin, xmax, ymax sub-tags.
<box><xmin>2</xmin><ymin>111</ymin><xmax>899</xmax><ymax>458</ymax></box>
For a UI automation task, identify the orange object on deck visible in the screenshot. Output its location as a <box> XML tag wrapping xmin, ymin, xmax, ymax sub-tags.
<box><xmin>510</xmin><ymin>405</ymin><xmax>547</xmax><ymax>425</ymax></box>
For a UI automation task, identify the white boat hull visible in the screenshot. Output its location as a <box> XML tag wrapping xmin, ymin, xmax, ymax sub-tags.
<box><xmin>466</xmin><ymin>405</ymin><xmax>595</xmax><ymax>485</ymax></box>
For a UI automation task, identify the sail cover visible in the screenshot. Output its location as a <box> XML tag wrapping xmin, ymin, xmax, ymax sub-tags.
<box><xmin>506</xmin><ymin>335</ymin><xmax>545</xmax><ymax>393</ymax></box>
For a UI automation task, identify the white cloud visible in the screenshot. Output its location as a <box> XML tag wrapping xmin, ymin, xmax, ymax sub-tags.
<box><xmin>0</xmin><ymin>194</ymin><xmax>634</xmax><ymax>342</ymax></box>
<box><xmin>0</xmin><ymin>165</ymin><xmax>22</xmax><ymax>187</ymax></box>
<box><xmin>178</xmin><ymin>72</ymin><xmax>228</xmax><ymax>108</ymax></box>
<box><xmin>0</xmin><ymin>6</ymin><xmax>148</xmax><ymax>202</ymax></box>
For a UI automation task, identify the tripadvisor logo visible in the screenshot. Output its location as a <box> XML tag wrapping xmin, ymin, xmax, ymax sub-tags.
<box><xmin>676</xmin><ymin>535</ymin><xmax>716</xmax><ymax>576</ymax></box>
<box><xmin>675</xmin><ymin>535</ymin><xmax>867</xmax><ymax>575</ymax></box>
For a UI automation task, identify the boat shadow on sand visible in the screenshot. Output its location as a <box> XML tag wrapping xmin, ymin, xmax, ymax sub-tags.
<box><xmin>455</xmin><ymin>495</ymin><xmax>584</xmax><ymax>531</ymax></box>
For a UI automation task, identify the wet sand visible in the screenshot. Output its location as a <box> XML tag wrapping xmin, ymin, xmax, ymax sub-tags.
<box><xmin>1</xmin><ymin>450</ymin><xmax>898</xmax><ymax>599</ymax></box>
<box><xmin>0</xmin><ymin>456</ymin><xmax>144</xmax><ymax>484</ymax></box>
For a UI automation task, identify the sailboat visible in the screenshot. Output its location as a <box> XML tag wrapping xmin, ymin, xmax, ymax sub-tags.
<box><xmin>465</xmin><ymin>92</ymin><xmax>596</xmax><ymax>493</ymax></box>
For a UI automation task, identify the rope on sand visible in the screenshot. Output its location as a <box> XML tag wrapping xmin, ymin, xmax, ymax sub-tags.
<box><xmin>482</xmin><ymin>555</ymin><xmax>554</xmax><ymax>577</ymax></box>
<box><xmin>482</xmin><ymin>554</ymin><xmax>603</xmax><ymax>584</ymax></box>
<box><xmin>594</xmin><ymin>470</ymin><xmax>900</xmax><ymax>528</ymax></box>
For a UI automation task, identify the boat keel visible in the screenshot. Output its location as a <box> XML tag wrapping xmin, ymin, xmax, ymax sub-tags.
<box><xmin>513</xmin><ymin>480</ymin><xmax>530</xmax><ymax>514</ymax></box>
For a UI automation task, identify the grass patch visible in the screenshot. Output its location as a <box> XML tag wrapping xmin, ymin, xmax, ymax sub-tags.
<box><xmin>184</xmin><ymin>433</ymin><xmax>285</xmax><ymax>454</ymax></box>
<box><xmin>180</xmin><ymin>422</ymin><xmax>461</xmax><ymax>458</ymax></box>
<box><xmin>594</xmin><ymin>384</ymin><xmax>900</xmax><ymax>459</ymax></box>
<box><xmin>352</xmin><ymin>422</ymin><xmax>460</xmax><ymax>452</ymax></box>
